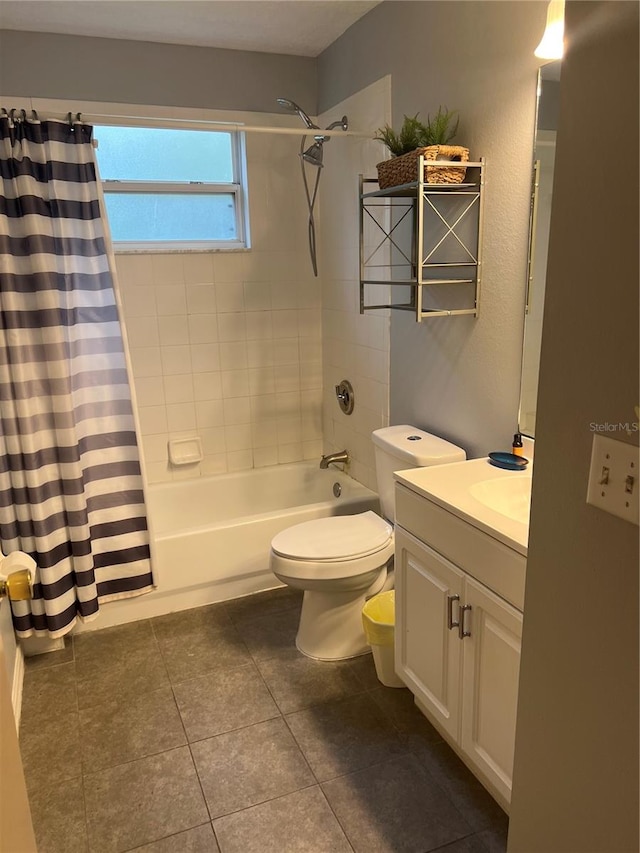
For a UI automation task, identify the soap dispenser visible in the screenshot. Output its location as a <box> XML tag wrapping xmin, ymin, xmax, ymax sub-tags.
<box><xmin>512</xmin><ymin>433</ymin><xmax>524</xmax><ymax>456</ymax></box>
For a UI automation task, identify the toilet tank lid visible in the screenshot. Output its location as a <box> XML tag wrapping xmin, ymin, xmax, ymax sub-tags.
<box><xmin>372</xmin><ymin>425</ymin><xmax>466</xmax><ymax>466</ymax></box>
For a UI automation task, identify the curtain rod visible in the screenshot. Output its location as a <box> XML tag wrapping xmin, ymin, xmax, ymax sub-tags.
<box><xmin>88</xmin><ymin>116</ymin><xmax>371</xmax><ymax>137</ymax></box>
<box><xmin>5</xmin><ymin>108</ymin><xmax>373</xmax><ymax>138</ymax></box>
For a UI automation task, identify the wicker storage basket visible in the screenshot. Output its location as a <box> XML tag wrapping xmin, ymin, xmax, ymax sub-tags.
<box><xmin>376</xmin><ymin>145</ymin><xmax>470</xmax><ymax>189</ymax></box>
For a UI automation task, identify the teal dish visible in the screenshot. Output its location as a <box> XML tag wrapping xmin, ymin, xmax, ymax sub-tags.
<box><xmin>488</xmin><ymin>452</ymin><xmax>529</xmax><ymax>471</ymax></box>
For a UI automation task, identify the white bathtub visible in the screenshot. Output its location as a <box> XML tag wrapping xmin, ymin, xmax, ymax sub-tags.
<box><xmin>75</xmin><ymin>461</ymin><xmax>379</xmax><ymax>630</ymax></box>
<box><xmin>147</xmin><ymin>460</ymin><xmax>378</xmax><ymax>594</ymax></box>
<box><xmin>76</xmin><ymin>461</ymin><xmax>378</xmax><ymax>631</ymax></box>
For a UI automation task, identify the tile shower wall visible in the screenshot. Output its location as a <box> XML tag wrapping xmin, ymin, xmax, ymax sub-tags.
<box><xmin>115</xmin><ymin>125</ymin><xmax>322</xmax><ymax>483</ymax></box>
<box><xmin>318</xmin><ymin>77</ymin><xmax>392</xmax><ymax>489</ymax></box>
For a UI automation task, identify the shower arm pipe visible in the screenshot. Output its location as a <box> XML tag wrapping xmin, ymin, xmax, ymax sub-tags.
<box><xmin>15</xmin><ymin>110</ymin><xmax>372</xmax><ymax>137</ymax></box>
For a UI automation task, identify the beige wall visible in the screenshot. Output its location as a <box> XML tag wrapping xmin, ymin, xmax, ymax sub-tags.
<box><xmin>508</xmin><ymin>3</ymin><xmax>639</xmax><ymax>851</ymax></box>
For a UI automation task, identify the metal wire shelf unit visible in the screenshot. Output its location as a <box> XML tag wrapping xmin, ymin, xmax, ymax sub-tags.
<box><xmin>359</xmin><ymin>157</ymin><xmax>485</xmax><ymax>321</ymax></box>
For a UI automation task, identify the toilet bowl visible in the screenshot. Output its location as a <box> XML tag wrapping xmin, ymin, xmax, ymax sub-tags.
<box><xmin>269</xmin><ymin>425</ymin><xmax>466</xmax><ymax>661</ymax></box>
<box><xmin>271</xmin><ymin>511</ymin><xmax>394</xmax><ymax>660</ymax></box>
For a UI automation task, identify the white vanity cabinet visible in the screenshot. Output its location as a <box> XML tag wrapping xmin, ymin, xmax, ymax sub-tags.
<box><xmin>394</xmin><ymin>478</ymin><xmax>527</xmax><ymax>812</ymax></box>
<box><xmin>395</xmin><ymin>528</ymin><xmax>464</xmax><ymax>741</ymax></box>
<box><xmin>459</xmin><ymin>574</ymin><xmax>522</xmax><ymax>801</ymax></box>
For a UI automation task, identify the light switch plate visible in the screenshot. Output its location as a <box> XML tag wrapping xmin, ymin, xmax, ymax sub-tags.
<box><xmin>586</xmin><ymin>434</ymin><xmax>639</xmax><ymax>525</ymax></box>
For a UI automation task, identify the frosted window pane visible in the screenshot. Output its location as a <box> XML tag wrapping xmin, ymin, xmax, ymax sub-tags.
<box><xmin>104</xmin><ymin>193</ymin><xmax>237</xmax><ymax>242</ymax></box>
<box><xmin>96</xmin><ymin>126</ymin><xmax>233</xmax><ymax>183</ymax></box>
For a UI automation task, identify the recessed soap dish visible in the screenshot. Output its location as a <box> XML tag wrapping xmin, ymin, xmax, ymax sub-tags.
<box><xmin>168</xmin><ymin>437</ymin><xmax>203</xmax><ymax>466</ymax></box>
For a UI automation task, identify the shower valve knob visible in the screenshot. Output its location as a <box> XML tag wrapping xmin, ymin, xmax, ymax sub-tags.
<box><xmin>335</xmin><ymin>380</ymin><xmax>355</xmax><ymax>415</ymax></box>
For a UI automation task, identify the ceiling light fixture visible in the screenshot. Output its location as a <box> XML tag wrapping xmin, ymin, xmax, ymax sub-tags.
<box><xmin>534</xmin><ymin>0</ymin><xmax>565</xmax><ymax>60</ymax></box>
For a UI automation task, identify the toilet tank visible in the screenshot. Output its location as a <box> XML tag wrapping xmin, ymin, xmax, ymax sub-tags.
<box><xmin>372</xmin><ymin>425</ymin><xmax>466</xmax><ymax>521</ymax></box>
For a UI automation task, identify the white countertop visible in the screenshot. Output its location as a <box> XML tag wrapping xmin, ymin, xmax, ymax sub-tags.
<box><xmin>394</xmin><ymin>457</ymin><xmax>531</xmax><ymax>556</ymax></box>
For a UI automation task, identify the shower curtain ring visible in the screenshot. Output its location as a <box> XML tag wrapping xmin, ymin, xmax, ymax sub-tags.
<box><xmin>9</xmin><ymin>108</ymin><xmax>17</xmax><ymax>124</ymax></box>
<box><xmin>31</xmin><ymin>110</ymin><xmax>39</xmax><ymax>122</ymax></box>
<box><xmin>20</xmin><ymin>109</ymin><xmax>27</xmax><ymax>122</ymax></box>
<box><xmin>67</xmin><ymin>111</ymin><xmax>74</xmax><ymax>129</ymax></box>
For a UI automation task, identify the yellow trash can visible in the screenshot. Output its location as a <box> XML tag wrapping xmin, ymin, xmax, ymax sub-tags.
<box><xmin>362</xmin><ymin>590</ymin><xmax>405</xmax><ymax>688</ymax></box>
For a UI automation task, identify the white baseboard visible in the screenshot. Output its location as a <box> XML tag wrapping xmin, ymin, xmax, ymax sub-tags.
<box><xmin>11</xmin><ymin>643</ymin><xmax>24</xmax><ymax>730</ymax></box>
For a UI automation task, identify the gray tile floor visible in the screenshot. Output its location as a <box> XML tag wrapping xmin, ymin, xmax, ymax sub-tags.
<box><xmin>20</xmin><ymin>587</ymin><xmax>508</xmax><ymax>853</ymax></box>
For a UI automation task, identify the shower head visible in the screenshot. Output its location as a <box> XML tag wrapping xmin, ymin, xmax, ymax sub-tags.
<box><xmin>276</xmin><ymin>97</ymin><xmax>319</xmax><ymax>130</ymax></box>
<box><xmin>301</xmin><ymin>140</ymin><xmax>324</xmax><ymax>168</ymax></box>
<box><xmin>299</xmin><ymin>113</ymin><xmax>348</xmax><ymax>168</ymax></box>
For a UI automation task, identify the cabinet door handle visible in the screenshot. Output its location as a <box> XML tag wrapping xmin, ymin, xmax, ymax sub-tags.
<box><xmin>447</xmin><ymin>594</ymin><xmax>460</xmax><ymax>630</ymax></box>
<box><xmin>458</xmin><ymin>604</ymin><xmax>472</xmax><ymax>639</ymax></box>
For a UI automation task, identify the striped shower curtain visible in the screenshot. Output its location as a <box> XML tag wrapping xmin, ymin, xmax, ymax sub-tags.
<box><xmin>0</xmin><ymin>112</ymin><xmax>153</xmax><ymax>638</ymax></box>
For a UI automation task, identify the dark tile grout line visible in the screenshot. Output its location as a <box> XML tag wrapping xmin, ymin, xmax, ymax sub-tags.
<box><xmin>26</xmin><ymin>610</ymin><xmax>278</xmax><ymax>847</ymax></box>
<box><xmin>243</xmin><ymin>645</ymin><xmax>355</xmax><ymax>848</ymax></box>
<box><xmin>26</xmin><ymin>639</ymin><xmax>394</xmax><ymax>847</ymax></box>
<box><xmin>31</xmin><ymin>693</ymin><xmax>424</xmax><ymax>801</ymax></box>
<box><xmin>149</xmin><ymin>617</ymin><xmax>216</xmax><ymax>837</ymax></box>
<box><xmin>264</xmin><ymin>671</ymin><xmax>500</xmax><ymax>853</ymax></box>
<box><xmin>211</xmin><ymin>780</ymin><xmax>322</xmax><ymax>826</ymax></box>
<box><xmin>70</xmin><ymin>635</ymin><xmax>91</xmax><ymax>853</ymax></box>
<box><xmin>22</xmin><ymin>600</ymin><xmax>504</xmax><ymax>853</ymax></box>
<box><xmin>149</xmin><ymin>613</ymin><xmax>237</xmax><ymax>853</ymax></box>
<box><xmin>162</xmin><ymin>606</ymin><xmax>359</xmax><ymax>851</ymax></box>
<box><xmin>156</xmin><ymin>603</ymin><xmax>352</xmax><ymax>849</ymax></box>
<box><xmin>120</xmin><ymin>821</ymin><xmax>214</xmax><ymax>853</ymax></box>
<box><xmin>247</xmin><ymin>643</ymin><xmax>375</xmax><ymax>853</ymax></box>
<box><xmin>74</xmin><ymin>733</ymin><xmax>486</xmax><ymax>853</ymax></box>
<box><xmin>425</xmin><ymin>830</ymin><xmax>486</xmax><ymax>853</ymax></box>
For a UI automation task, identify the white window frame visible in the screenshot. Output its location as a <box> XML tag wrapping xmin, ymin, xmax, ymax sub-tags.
<box><xmin>97</xmin><ymin>124</ymin><xmax>250</xmax><ymax>252</ymax></box>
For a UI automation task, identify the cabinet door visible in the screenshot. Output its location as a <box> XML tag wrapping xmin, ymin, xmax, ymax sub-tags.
<box><xmin>460</xmin><ymin>575</ymin><xmax>523</xmax><ymax>804</ymax></box>
<box><xmin>395</xmin><ymin>527</ymin><xmax>464</xmax><ymax>740</ymax></box>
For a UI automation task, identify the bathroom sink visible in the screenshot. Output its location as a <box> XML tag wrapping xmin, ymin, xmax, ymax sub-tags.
<box><xmin>469</xmin><ymin>476</ymin><xmax>532</xmax><ymax>525</ymax></box>
<box><xmin>394</xmin><ymin>457</ymin><xmax>533</xmax><ymax>555</ymax></box>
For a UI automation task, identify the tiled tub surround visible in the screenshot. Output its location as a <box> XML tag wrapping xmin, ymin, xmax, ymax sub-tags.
<box><xmin>115</xmin><ymin>125</ymin><xmax>323</xmax><ymax>485</ymax></box>
<box><xmin>20</xmin><ymin>587</ymin><xmax>508</xmax><ymax>853</ymax></box>
<box><xmin>319</xmin><ymin>77</ymin><xmax>393</xmax><ymax>491</ymax></box>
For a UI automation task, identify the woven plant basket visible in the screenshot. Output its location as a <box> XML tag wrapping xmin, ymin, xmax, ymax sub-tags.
<box><xmin>376</xmin><ymin>145</ymin><xmax>470</xmax><ymax>189</ymax></box>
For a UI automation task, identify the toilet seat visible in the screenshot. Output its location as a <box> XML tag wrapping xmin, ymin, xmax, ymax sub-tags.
<box><xmin>271</xmin><ymin>511</ymin><xmax>392</xmax><ymax>561</ymax></box>
<box><xmin>270</xmin><ymin>511</ymin><xmax>394</xmax><ymax>584</ymax></box>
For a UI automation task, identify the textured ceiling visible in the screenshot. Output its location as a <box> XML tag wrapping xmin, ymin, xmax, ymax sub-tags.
<box><xmin>0</xmin><ymin>1</ymin><xmax>381</xmax><ymax>57</ymax></box>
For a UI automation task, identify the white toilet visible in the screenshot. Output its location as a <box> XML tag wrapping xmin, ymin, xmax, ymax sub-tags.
<box><xmin>270</xmin><ymin>425</ymin><xmax>466</xmax><ymax>661</ymax></box>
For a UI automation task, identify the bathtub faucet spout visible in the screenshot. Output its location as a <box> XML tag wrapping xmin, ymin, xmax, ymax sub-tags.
<box><xmin>319</xmin><ymin>450</ymin><xmax>350</xmax><ymax>469</ymax></box>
